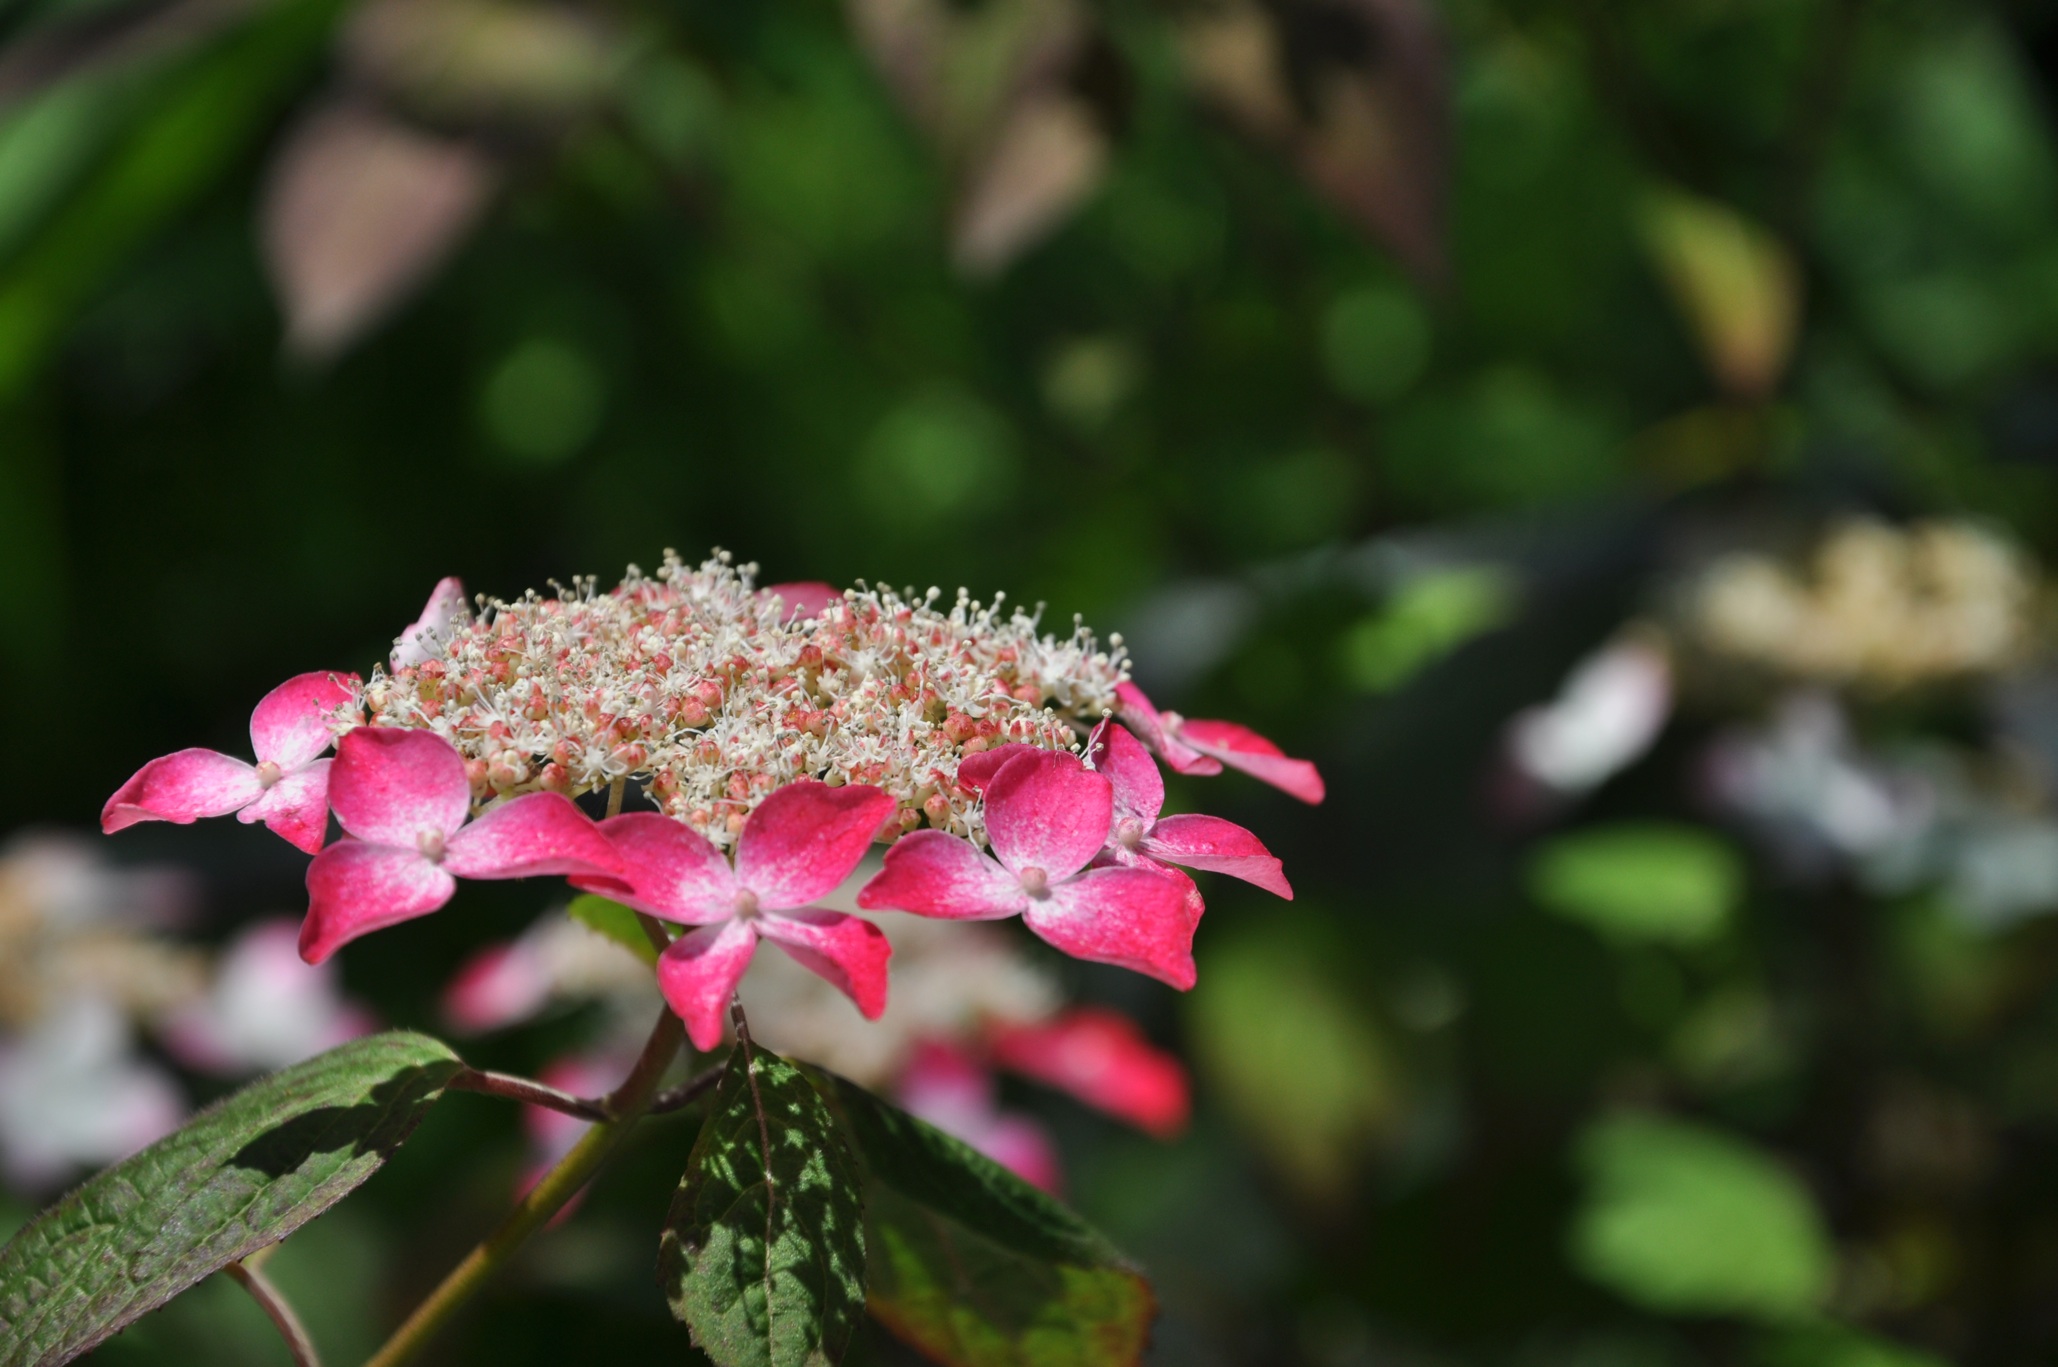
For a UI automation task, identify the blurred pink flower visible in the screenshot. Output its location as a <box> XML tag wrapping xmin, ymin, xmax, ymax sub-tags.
<box><xmin>162</xmin><ymin>919</ymin><xmax>376</xmax><ymax>1074</ymax></box>
<box><xmin>574</xmin><ymin>780</ymin><xmax>898</xmax><ymax>1051</ymax></box>
<box><xmin>1506</xmin><ymin>634</ymin><xmax>1672</xmax><ymax>796</ymax></box>
<box><xmin>1116</xmin><ymin>681</ymin><xmax>1324</xmax><ymax>804</ymax></box>
<box><xmin>988</xmin><ymin>1006</ymin><xmax>1190</xmax><ymax>1139</ymax></box>
<box><xmin>1092</xmin><ymin>723</ymin><xmax>1290</xmax><ymax>900</ymax></box>
<box><xmin>897</xmin><ymin>1040</ymin><xmax>1061</xmax><ymax>1193</ymax></box>
<box><xmin>299</xmin><ymin>728</ymin><xmax>622</xmax><ymax>963</ymax></box>
<box><xmin>860</xmin><ymin>749</ymin><xmax>1200</xmax><ymax>989</ymax></box>
<box><xmin>102</xmin><ymin>672</ymin><xmax>361</xmax><ymax>854</ymax></box>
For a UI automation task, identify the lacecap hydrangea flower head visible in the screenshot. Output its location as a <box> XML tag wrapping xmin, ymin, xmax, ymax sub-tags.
<box><xmin>103</xmin><ymin>552</ymin><xmax>1321</xmax><ymax>1046</ymax></box>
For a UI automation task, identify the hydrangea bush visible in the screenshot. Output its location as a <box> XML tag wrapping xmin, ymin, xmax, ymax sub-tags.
<box><xmin>0</xmin><ymin>553</ymin><xmax>1319</xmax><ymax>1367</ymax></box>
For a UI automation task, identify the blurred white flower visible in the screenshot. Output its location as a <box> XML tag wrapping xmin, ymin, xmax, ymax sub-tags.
<box><xmin>161</xmin><ymin>919</ymin><xmax>376</xmax><ymax>1075</ymax></box>
<box><xmin>1507</xmin><ymin>633</ymin><xmax>1672</xmax><ymax>795</ymax></box>
<box><xmin>1705</xmin><ymin>692</ymin><xmax>1932</xmax><ymax>869</ymax></box>
<box><xmin>0</xmin><ymin>996</ymin><xmax>184</xmax><ymax>1190</ymax></box>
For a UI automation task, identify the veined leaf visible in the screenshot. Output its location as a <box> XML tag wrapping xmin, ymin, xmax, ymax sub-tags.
<box><xmin>660</xmin><ymin>1043</ymin><xmax>866</xmax><ymax>1367</ymax></box>
<box><xmin>0</xmin><ymin>1030</ymin><xmax>463</xmax><ymax>1367</ymax></box>
<box><xmin>812</xmin><ymin>1070</ymin><xmax>1155</xmax><ymax>1367</ymax></box>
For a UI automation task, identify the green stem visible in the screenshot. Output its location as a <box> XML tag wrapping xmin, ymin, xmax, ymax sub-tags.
<box><xmin>359</xmin><ymin>1010</ymin><xmax>685</xmax><ymax>1367</ymax></box>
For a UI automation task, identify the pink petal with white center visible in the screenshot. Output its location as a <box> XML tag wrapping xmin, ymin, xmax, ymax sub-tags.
<box><xmin>856</xmin><ymin>830</ymin><xmax>1026</xmax><ymax>920</ymax></box>
<box><xmin>1022</xmin><ymin>866</ymin><xmax>1200</xmax><ymax>989</ymax></box>
<box><xmin>985</xmin><ymin>750</ymin><xmax>1114</xmax><ymax>882</ymax></box>
<box><xmin>757</xmin><ymin>908</ymin><xmax>892</xmax><ymax>1019</ymax></box>
<box><xmin>238</xmin><ymin>759</ymin><xmax>333</xmax><ymax>854</ymax></box>
<box><xmin>248</xmin><ymin>671</ymin><xmax>360</xmax><ymax>770</ymax></box>
<box><xmin>101</xmin><ymin>749</ymin><xmax>264</xmax><ymax>834</ymax></box>
<box><xmin>392</xmin><ymin>576</ymin><xmax>470</xmax><ymax>669</ymax></box>
<box><xmin>764</xmin><ymin>581</ymin><xmax>843</xmax><ymax>618</ymax></box>
<box><xmin>957</xmin><ymin>743</ymin><xmax>1041</xmax><ymax>795</ymax></box>
<box><xmin>988</xmin><ymin>1007</ymin><xmax>1191</xmax><ymax>1138</ymax></box>
<box><xmin>1115</xmin><ymin>681</ymin><xmax>1221</xmax><ymax>776</ymax></box>
<box><xmin>328</xmin><ymin>727</ymin><xmax>470</xmax><ymax>848</ymax></box>
<box><xmin>1139</xmin><ymin>813</ymin><xmax>1292</xmax><ymax>899</ymax></box>
<box><xmin>1089</xmin><ymin>724</ymin><xmax>1163</xmax><ymax>823</ymax></box>
<box><xmin>1177</xmin><ymin>719</ymin><xmax>1326</xmax><ymax>804</ymax></box>
<box><xmin>299</xmin><ymin>839</ymin><xmax>455</xmax><ymax>964</ymax></box>
<box><xmin>443</xmin><ymin>792</ymin><xmax>621</xmax><ymax>881</ymax></box>
<box><xmin>656</xmin><ymin>919</ymin><xmax>759</xmax><ymax>1051</ymax></box>
<box><xmin>734</xmin><ymin>781</ymin><xmax>896</xmax><ymax>910</ymax></box>
<box><xmin>572</xmin><ymin>813</ymin><xmax>738</xmax><ymax>924</ymax></box>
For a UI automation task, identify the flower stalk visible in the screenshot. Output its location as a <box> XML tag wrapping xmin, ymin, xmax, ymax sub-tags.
<box><xmin>360</xmin><ymin>1009</ymin><xmax>685</xmax><ymax>1367</ymax></box>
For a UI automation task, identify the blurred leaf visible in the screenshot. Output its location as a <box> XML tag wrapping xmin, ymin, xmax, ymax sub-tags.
<box><xmin>1571</xmin><ymin>1113</ymin><xmax>1835</xmax><ymax>1321</ymax></box>
<box><xmin>1186</xmin><ymin>917</ymin><xmax>1397</xmax><ymax>1203</ymax></box>
<box><xmin>1177</xmin><ymin>0</ymin><xmax>1448</xmax><ymax>279</ymax></box>
<box><xmin>659</xmin><ymin>1043</ymin><xmax>866</xmax><ymax>1367</ymax></box>
<box><xmin>1636</xmin><ymin>186</ymin><xmax>1799</xmax><ymax>400</ymax></box>
<box><xmin>1337</xmin><ymin>565</ymin><xmax>1511</xmax><ymax>692</ymax></box>
<box><xmin>0</xmin><ymin>0</ymin><xmax>264</xmax><ymax>113</ymax></box>
<box><xmin>812</xmin><ymin>1068</ymin><xmax>1154</xmax><ymax>1367</ymax></box>
<box><xmin>1756</xmin><ymin>1322</ymin><xmax>1948</xmax><ymax>1367</ymax></box>
<box><xmin>0</xmin><ymin>0</ymin><xmax>338</xmax><ymax>396</ymax></box>
<box><xmin>567</xmin><ymin>892</ymin><xmax>660</xmax><ymax>966</ymax></box>
<box><xmin>846</xmin><ymin>0</ymin><xmax>1116</xmax><ymax>274</ymax></box>
<box><xmin>260</xmin><ymin>99</ymin><xmax>496</xmax><ymax>361</ymax></box>
<box><xmin>1322</xmin><ymin>281</ymin><xmax>1431</xmax><ymax>404</ymax></box>
<box><xmin>1531</xmin><ymin>824</ymin><xmax>1742</xmax><ymax>946</ymax></box>
<box><xmin>340</xmin><ymin>0</ymin><xmax>624</xmax><ymax>125</ymax></box>
<box><xmin>0</xmin><ymin>1031</ymin><xmax>463</xmax><ymax>1367</ymax></box>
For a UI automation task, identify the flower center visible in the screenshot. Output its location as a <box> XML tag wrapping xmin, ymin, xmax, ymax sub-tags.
<box><xmin>1115</xmin><ymin>816</ymin><xmax>1146</xmax><ymax>849</ymax></box>
<box><xmin>733</xmin><ymin>888</ymin><xmax>761</xmax><ymax>919</ymax></box>
<box><xmin>254</xmin><ymin>760</ymin><xmax>283</xmax><ymax>790</ymax></box>
<box><xmin>1161</xmin><ymin>710</ymin><xmax>1186</xmax><ymax>736</ymax></box>
<box><xmin>1018</xmin><ymin>866</ymin><xmax>1049</xmax><ymax>897</ymax></box>
<box><xmin>417</xmin><ymin>829</ymin><xmax>447</xmax><ymax>862</ymax></box>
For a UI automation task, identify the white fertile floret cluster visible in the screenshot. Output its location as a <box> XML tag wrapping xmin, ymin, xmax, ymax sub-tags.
<box><xmin>362</xmin><ymin>551</ymin><xmax>1129</xmax><ymax>846</ymax></box>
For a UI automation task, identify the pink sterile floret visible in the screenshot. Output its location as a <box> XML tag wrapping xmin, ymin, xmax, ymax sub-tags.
<box><xmin>1092</xmin><ymin>723</ymin><xmax>1291</xmax><ymax>899</ymax></box>
<box><xmin>102</xmin><ymin>671</ymin><xmax>361</xmax><ymax>854</ymax></box>
<box><xmin>392</xmin><ymin>576</ymin><xmax>471</xmax><ymax>669</ymax></box>
<box><xmin>988</xmin><ymin>1006</ymin><xmax>1191</xmax><ymax>1139</ymax></box>
<box><xmin>299</xmin><ymin>727</ymin><xmax>623</xmax><ymax>964</ymax></box>
<box><xmin>573</xmin><ymin>780</ymin><xmax>898</xmax><ymax>1052</ymax></box>
<box><xmin>1116</xmin><ymin>681</ymin><xmax>1326</xmax><ymax>805</ymax></box>
<box><xmin>858</xmin><ymin>749</ymin><xmax>1202</xmax><ymax>990</ymax></box>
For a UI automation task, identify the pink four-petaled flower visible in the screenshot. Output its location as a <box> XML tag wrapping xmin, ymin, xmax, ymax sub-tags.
<box><xmin>859</xmin><ymin>749</ymin><xmax>1200</xmax><ymax>989</ymax></box>
<box><xmin>573</xmin><ymin>781</ymin><xmax>898</xmax><ymax>1051</ymax></box>
<box><xmin>1116</xmin><ymin>681</ymin><xmax>1325</xmax><ymax>804</ymax></box>
<box><xmin>102</xmin><ymin>672</ymin><xmax>361</xmax><ymax>854</ymax></box>
<box><xmin>1093</xmin><ymin>723</ymin><xmax>1292</xmax><ymax>899</ymax></box>
<box><xmin>300</xmin><ymin>727</ymin><xmax>624</xmax><ymax>963</ymax></box>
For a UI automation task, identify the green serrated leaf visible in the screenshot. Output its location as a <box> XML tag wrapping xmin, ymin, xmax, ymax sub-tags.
<box><xmin>812</xmin><ymin>1070</ymin><xmax>1155</xmax><ymax>1367</ymax></box>
<box><xmin>567</xmin><ymin>892</ymin><xmax>661</xmax><ymax>965</ymax></box>
<box><xmin>0</xmin><ymin>1030</ymin><xmax>463</xmax><ymax>1367</ymax></box>
<box><xmin>660</xmin><ymin>1043</ymin><xmax>866</xmax><ymax>1367</ymax></box>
